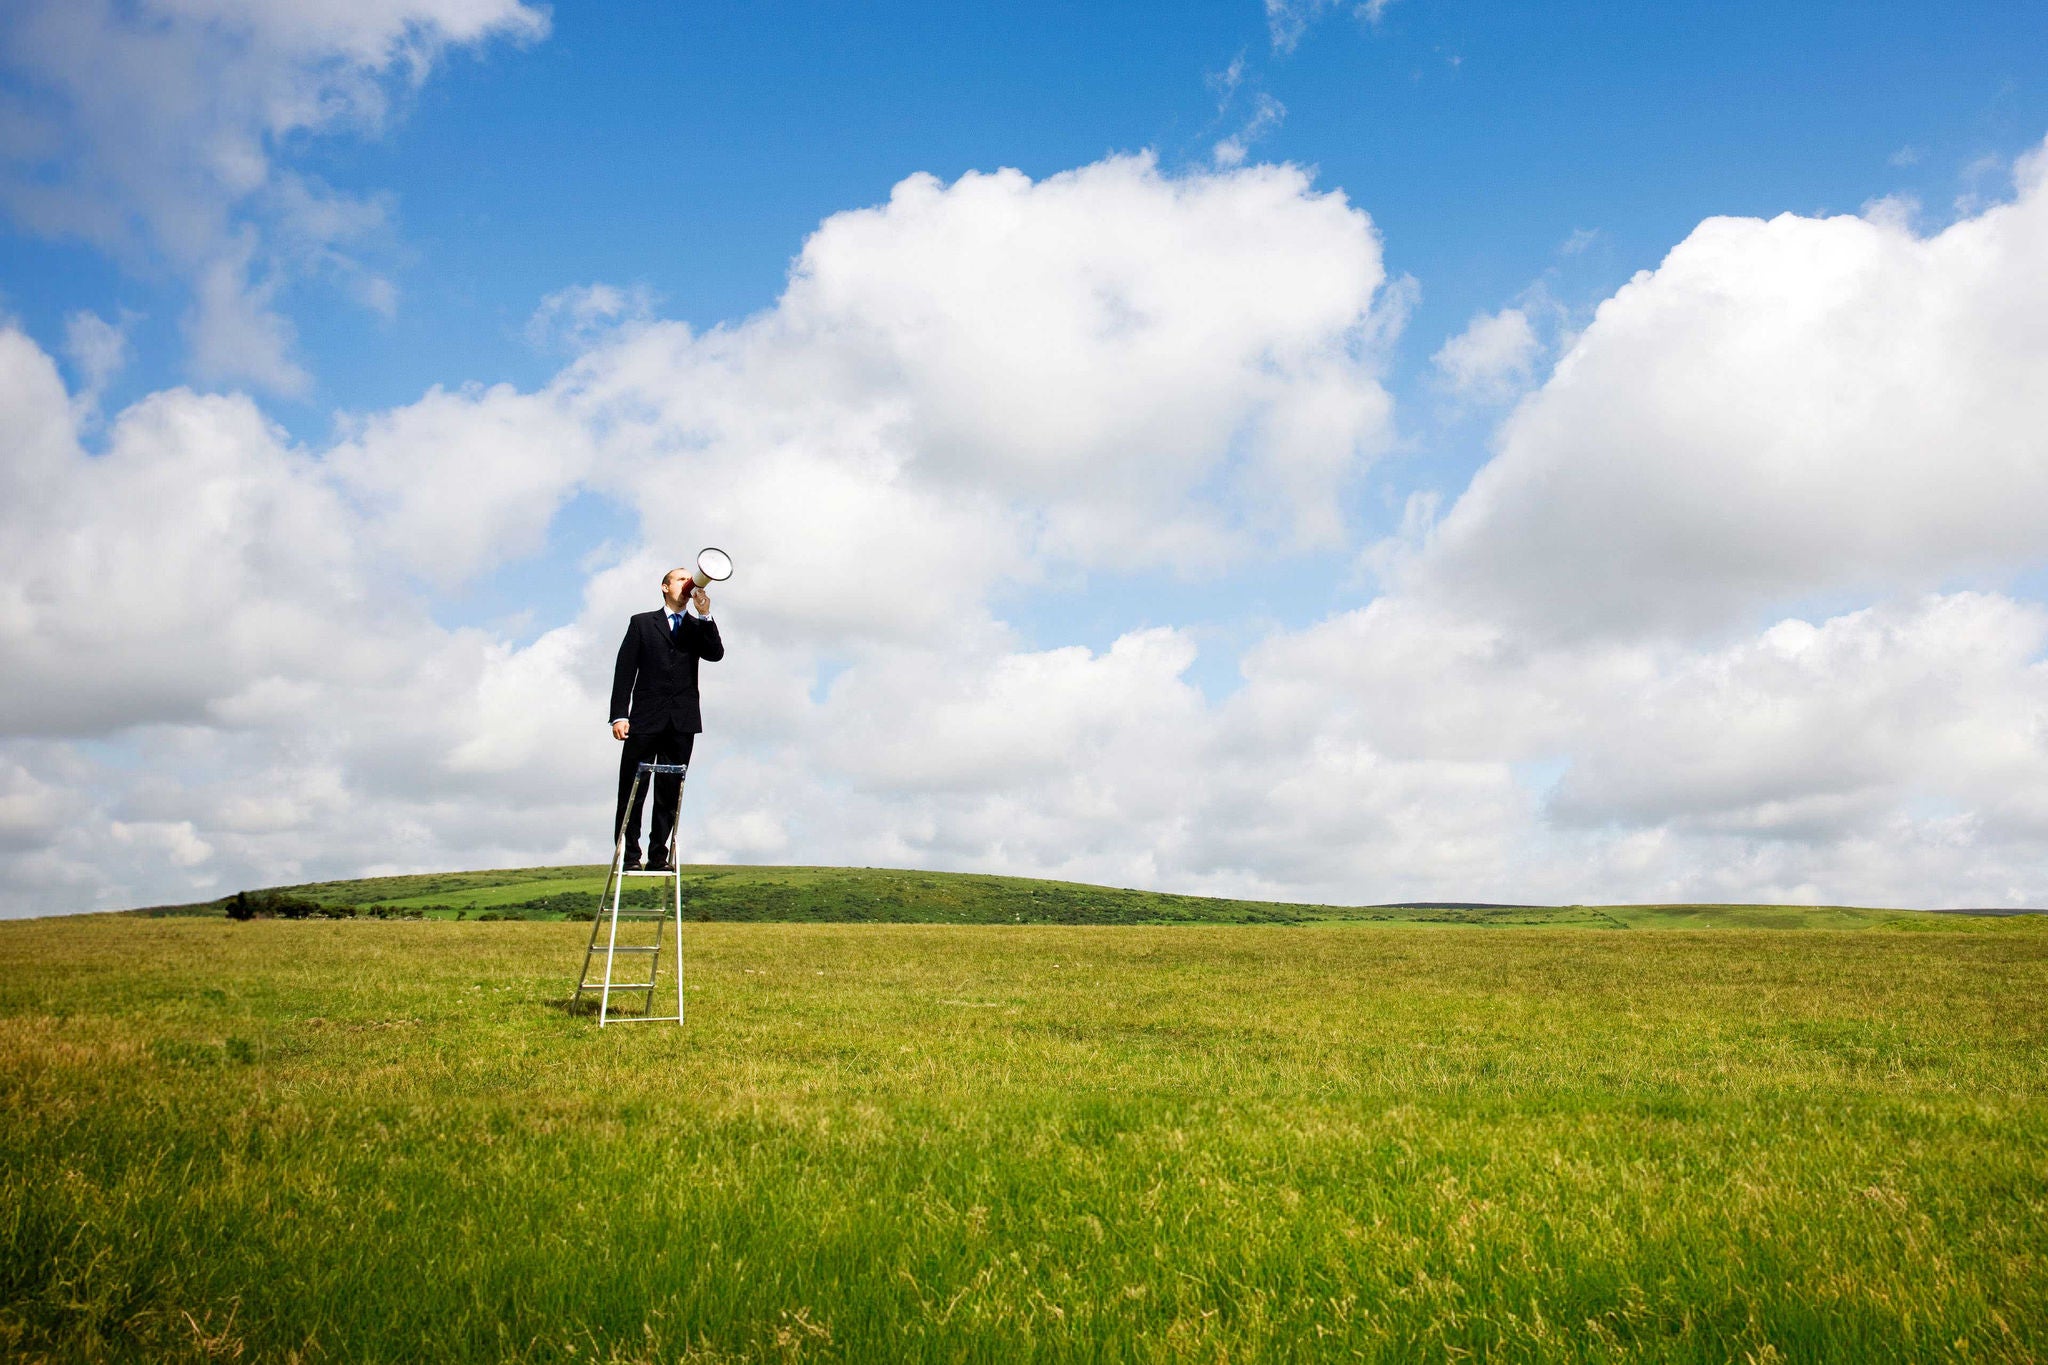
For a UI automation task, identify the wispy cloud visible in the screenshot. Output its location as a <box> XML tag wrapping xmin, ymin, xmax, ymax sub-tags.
<box><xmin>1431</xmin><ymin>307</ymin><xmax>1540</xmax><ymax>403</ymax></box>
<box><xmin>1266</xmin><ymin>0</ymin><xmax>1398</xmax><ymax>54</ymax></box>
<box><xmin>1213</xmin><ymin>94</ymin><xmax>1286</xmax><ymax>167</ymax></box>
<box><xmin>1206</xmin><ymin>54</ymin><xmax>1246</xmax><ymax>110</ymax></box>
<box><xmin>0</xmin><ymin>0</ymin><xmax>546</xmax><ymax>394</ymax></box>
<box><xmin>1559</xmin><ymin>227</ymin><xmax>1602</xmax><ymax>256</ymax></box>
<box><xmin>60</xmin><ymin>306</ymin><xmax>135</xmax><ymax>423</ymax></box>
<box><xmin>525</xmin><ymin>283</ymin><xmax>660</xmax><ymax>353</ymax></box>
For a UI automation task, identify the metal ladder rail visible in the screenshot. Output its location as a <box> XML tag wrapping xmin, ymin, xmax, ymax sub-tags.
<box><xmin>575</xmin><ymin>761</ymin><xmax>689</xmax><ymax>1026</ymax></box>
<box><xmin>620</xmin><ymin>779</ymin><xmax>688</xmax><ymax>1025</ymax></box>
<box><xmin>574</xmin><ymin>765</ymin><xmax>645</xmax><ymax>1006</ymax></box>
<box><xmin>581</xmin><ymin>767</ymin><xmax>671</xmax><ymax>1023</ymax></box>
<box><xmin>633</xmin><ymin>831</ymin><xmax>682</xmax><ymax>1020</ymax></box>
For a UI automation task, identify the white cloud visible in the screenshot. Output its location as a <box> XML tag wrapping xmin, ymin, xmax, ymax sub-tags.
<box><xmin>396</xmin><ymin>154</ymin><xmax>1397</xmax><ymax>638</ymax></box>
<box><xmin>770</xmin><ymin>155</ymin><xmax>1395</xmax><ymax>557</ymax></box>
<box><xmin>328</xmin><ymin>379</ymin><xmax>602</xmax><ymax>589</ymax></box>
<box><xmin>186</xmin><ymin>229</ymin><xmax>308</xmax><ymax>393</ymax></box>
<box><xmin>1212</xmin><ymin>588</ymin><xmax>2048</xmax><ymax>905</ymax></box>
<box><xmin>1546</xmin><ymin>593</ymin><xmax>2048</xmax><ymax>839</ymax></box>
<box><xmin>1431</xmin><ymin>306</ymin><xmax>1540</xmax><ymax>402</ymax></box>
<box><xmin>818</xmin><ymin>627</ymin><xmax>1206</xmax><ymax>797</ymax></box>
<box><xmin>0</xmin><ymin>0</ymin><xmax>545</xmax><ymax>391</ymax></box>
<box><xmin>0</xmin><ymin>328</ymin><xmax>413</xmax><ymax>736</ymax></box>
<box><xmin>1415</xmin><ymin>139</ymin><xmax>2048</xmax><ymax>640</ymax></box>
<box><xmin>8</xmin><ymin>145</ymin><xmax>2048</xmax><ymax>919</ymax></box>
<box><xmin>0</xmin><ymin>755</ymin><xmax>85</xmax><ymax>853</ymax></box>
<box><xmin>110</xmin><ymin>818</ymin><xmax>213</xmax><ymax>869</ymax></box>
<box><xmin>1860</xmin><ymin>192</ymin><xmax>1921</xmax><ymax>233</ymax></box>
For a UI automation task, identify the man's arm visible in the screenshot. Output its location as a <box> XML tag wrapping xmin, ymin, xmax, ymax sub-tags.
<box><xmin>690</xmin><ymin>615</ymin><xmax>724</xmax><ymax>663</ymax></box>
<box><xmin>609</xmin><ymin>620</ymin><xmax>640</xmax><ymax>733</ymax></box>
<box><xmin>686</xmin><ymin>586</ymin><xmax>724</xmax><ymax>662</ymax></box>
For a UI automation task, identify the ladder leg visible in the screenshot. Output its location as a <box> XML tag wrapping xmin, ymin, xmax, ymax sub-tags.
<box><xmin>655</xmin><ymin>764</ymin><xmax>687</xmax><ymax>1021</ymax></box>
<box><xmin>599</xmin><ymin>767</ymin><xmax>646</xmax><ymax>1028</ymax></box>
<box><xmin>639</xmin><ymin>864</ymin><xmax>663</xmax><ymax>1016</ymax></box>
<box><xmin>575</xmin><ymin>869</ymin><xmax>610</xmax><ymax>1004</ymax></box>
<box><xmin>577</xmin><ymin>835</ymin><xmax>624</xmax><ymax>1000</ymax></box>
<box><xmin>577</xmin><ymin>767</ymin><xmax>640</xmax><ymax>1009</ymax></box>
<box><xmin>677</xmin><ymin>765</ymin><xmax>692</xmax><ymax>1024</ymax></box>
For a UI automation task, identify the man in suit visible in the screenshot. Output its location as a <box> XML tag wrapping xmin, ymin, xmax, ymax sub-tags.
<box><xmin>609</xmin><ymin>566</ymin><xmax>725</xmax><ymax>871</ymax></box>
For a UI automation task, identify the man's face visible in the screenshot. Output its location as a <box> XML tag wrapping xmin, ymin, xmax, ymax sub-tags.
<box><xmin>662</xmin><ymin>570</ymin><xmax>689</xmax><ymax>605</ymax></box>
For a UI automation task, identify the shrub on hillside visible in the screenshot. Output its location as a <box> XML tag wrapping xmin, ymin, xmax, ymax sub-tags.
<box><xmin>224</xmin><ymin>890</ymin><xmax>357</xmax><ymax>920</ymax></box>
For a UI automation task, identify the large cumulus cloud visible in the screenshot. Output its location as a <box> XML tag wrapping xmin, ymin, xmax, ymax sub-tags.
<box><xmin>1415</xmin><ymin>145</ymin><xmax>2048</xmax><ymax>639</ymax></box>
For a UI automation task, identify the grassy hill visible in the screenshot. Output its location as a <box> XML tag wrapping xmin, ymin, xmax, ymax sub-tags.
<box><xmin>125</xmin><ymin>862</ymin><xmax>2039</xmax><ymax>929</ymax></box>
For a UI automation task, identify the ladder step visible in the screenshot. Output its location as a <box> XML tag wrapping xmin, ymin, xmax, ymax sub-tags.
<box><xmin>603</xmin><ymin>945</ymin><xmax>659</xmax><ymax>954</ymax></box>
<box><xmin>618</xmin><ymin>869</ymin><xmax>679</xmax><ymax>878</ymax></box>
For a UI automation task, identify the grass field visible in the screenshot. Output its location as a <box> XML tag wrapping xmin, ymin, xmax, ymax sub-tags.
<box><xmin>3</xmin><ymin>889</ymin><xmax>2045</xmax><ymax>1360</ymax></box>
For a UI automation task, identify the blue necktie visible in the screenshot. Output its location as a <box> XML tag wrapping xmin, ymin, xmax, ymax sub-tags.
<box><xmin>669</xmin><ymin>612</ymin><xmax>683</xmax><ymax>638</ymax></box>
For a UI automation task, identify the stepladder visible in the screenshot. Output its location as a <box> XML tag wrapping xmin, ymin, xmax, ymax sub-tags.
<box><xmin>574</xmin><ymin>760</ymin><xmax>689</xmax><ymax>1025</ymax></box>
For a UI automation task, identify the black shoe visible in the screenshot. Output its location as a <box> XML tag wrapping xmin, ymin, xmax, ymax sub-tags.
<box><xmin>645</xmin><ymin>858</ymin><xmax>673</xmax><ymax>873</ymax></box>
<box><xmin>621</xmin><ymin>856</ymin><xmax>644</xmax><ymax>872</ymax></box>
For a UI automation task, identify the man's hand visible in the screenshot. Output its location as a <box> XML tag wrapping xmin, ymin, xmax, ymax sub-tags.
<box><xmin>611</xmin><ymin>719</ymin><xmax>630</xmax><ymax>740</ymax></box>
<box><xmin>691</xmin><ymin>585</ymin><xmax>710</xmax><ymax>615</ymax></box>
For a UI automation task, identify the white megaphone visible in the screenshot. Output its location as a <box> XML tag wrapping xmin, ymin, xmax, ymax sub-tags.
<box><xmin>690</xmin><ymin>546</ymin><xmax>733</xmax><ymax>589</ymax></box>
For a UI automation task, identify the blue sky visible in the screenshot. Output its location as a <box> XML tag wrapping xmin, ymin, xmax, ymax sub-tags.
<box><xmin>3</xmin><ymin>0</ymin><xmax>2048</xmax><ymax>913</ymax></box>
<box><xmin>11</xmin><ymin>1</ymin><xmax>2045</xmax><ymax>432</ymax></box>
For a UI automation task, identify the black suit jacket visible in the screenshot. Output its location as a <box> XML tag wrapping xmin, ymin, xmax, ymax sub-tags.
<box><xmin>610</xmin><ymin>610</ymin><xmax>725</xmax><ymax>733</ymax></box>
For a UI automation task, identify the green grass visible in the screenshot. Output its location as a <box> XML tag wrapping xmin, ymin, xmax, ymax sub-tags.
<box><xmin>2</xmin><ymin>911</ymin><xmax>2044</xmax><ymax>1362</ymax></box>
<box><xmin>127</xmin><ymin>863</ymin><xmax>2027</xmax><ymax>929</ymax></box>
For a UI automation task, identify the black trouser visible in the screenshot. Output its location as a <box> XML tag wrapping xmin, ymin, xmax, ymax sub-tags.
<box><xmin>613</xmin><ymin>726</ymin><xmax>696</xmax><ymax>865</ymax></box>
